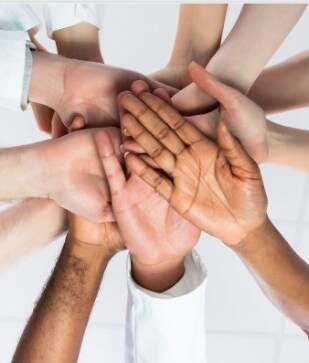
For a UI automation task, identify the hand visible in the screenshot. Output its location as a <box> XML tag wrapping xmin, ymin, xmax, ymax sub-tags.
<box><xmin>68</xmin><ymin>213</ymin><xmax>124</xmax><ymax>255</ymax></box>
<box><xmin>185</xmin><ymin>62</ymin><xmax>268</xmax><ymax>163</ymax></box>
<box><xmin>95</xmin><ymin>131</ymin><xmax>201</xmax><ymax>291</ymax></box>
<box><xmin>37</xmin><ymin>127</ymin><xmax>122</xmax><ymax>222</ymax></box>
<box><xmin>131</xmin><ymin>65</ymin><xmax>268</xmax><ymax>164</ymax></box>
<box><xmin>120</xmin><ymin>90</ymin><xmax>268</xmax><ymax>247</ymax></box>
<box><xmin>29</xmin><ymin>52</ymin><xmax>177</xmax><ymax>131</ymax></box>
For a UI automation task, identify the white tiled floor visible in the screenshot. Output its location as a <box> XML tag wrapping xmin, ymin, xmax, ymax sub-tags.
<box><xmin>0</xmin><ymin>4</ymin><xmax>308</xmax><ymax>363</ymax></box>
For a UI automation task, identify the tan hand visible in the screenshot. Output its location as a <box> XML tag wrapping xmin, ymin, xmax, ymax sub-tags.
<box><xmin>120</xmin><ymin>91</ymin><xmax>268</xmax><ymax>247</ymax></box>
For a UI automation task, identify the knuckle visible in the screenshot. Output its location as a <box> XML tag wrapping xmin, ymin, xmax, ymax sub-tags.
<box><xmin>172</xmin><ymin>116</ymin><xmax>185</xmax><ymax>131</ymax></box>
<box><xmin>156</xmin><ymin>126</ymin><xmax>170</xmax><ymax>140</ymax></box>
<box><xmin>149</xmin><ymin>145</ymin><xmax>164</xmax><ymax>158</ymax></box>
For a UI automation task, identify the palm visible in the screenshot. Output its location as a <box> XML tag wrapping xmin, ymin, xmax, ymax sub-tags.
<box><xmin>168</xmin><ymin>140</ymin><xmax>266</xmax><ymax>244</ymax></box>
<box><xmin>109</xmin><ymin>173</ymin><xmax>200</xmax><ymax>265</ymax></box>
<box><xmin>120</xmin><ymin>89</ymin><xmax>268</xmax><ymax>246</ymax></box>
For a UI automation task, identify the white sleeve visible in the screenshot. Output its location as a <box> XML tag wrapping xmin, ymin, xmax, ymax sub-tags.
<box><xmin>43</xmin><ymin>4</ymin><xmax>105</xmax><ymax>39</ymax></box>
<box><xmin>125</xmin><ymin>250</ymin><xmax>208</xmax><ymax>363</ymax></box>
<box><xmin>0</xmin><ymin>5</ymin><xmax>39</xmax><ymax>111</ymax></box>
<box><xmin>0</xmin><ymin>4</ymin><xmax>40</xmax><ymax>33</ymax></box>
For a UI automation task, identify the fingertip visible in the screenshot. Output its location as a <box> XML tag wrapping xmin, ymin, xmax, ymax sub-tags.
<box><xmin>69</xmin><ymin>115</ymin><xmax>85</xmax><ymax>132</ymax></box>
<box><xmin>153</xmin><ymin>87</ymin><xmax>172</xmax><ymax>103</ymax></box>
<box><xmin>131</xmin><ymin>80</ymin><xmax>151</xmax><ymax>95</ymax></box>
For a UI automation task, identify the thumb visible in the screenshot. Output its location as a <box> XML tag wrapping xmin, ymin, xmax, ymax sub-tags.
<box><xmin>189</xmin><ymin>62</ymin><xmax>244</xmax><ymax>109</ymax></box>
<box><xmin>216</xmin><ymin>120</ymin><xmax>260</xmax><ymax>180</ymax></box>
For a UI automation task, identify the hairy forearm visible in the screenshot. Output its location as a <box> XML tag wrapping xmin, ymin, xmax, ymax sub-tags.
<box><xmin>249</xmin><ymin>50</ymin><xmax>309</xmax><ymax>114</ymax></box>
<box><xmin>207</xmin><ymin>4</ymin><xmax>306</xmax><ymax>93</ymax></box>
<box><xmin>53</xmin><ymin>23</ymin><xmax>103</xmax><ymax>63</ymax></box>
<box><xmin>0</xmin><ymin>199</ymin><xmax>66</xmax><ymax>272</ymax></box>
<box><xmin>267</xmin><ymin>120</ymin><xmax>309</xmax><ymax>172</ymax></box>
<box><xmin>234</xmin><ymin>217</ymin><xmax>309</xmax><ymax>334</ymax></box>
<box><xmin>12</xmin><ymin>237</ymin><xmax>113</xmax><ymax>363</ymax></box>
<box><xmin>169</xmin><ymin>4</ymin><xmax>227</xmax><ymax>68</ymax></box>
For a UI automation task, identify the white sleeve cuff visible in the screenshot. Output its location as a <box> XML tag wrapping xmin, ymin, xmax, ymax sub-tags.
<box><xmin>0</xmin><ymin>31</ymin><xmax>35</xmax><ymax>111</ymax></box>
<box><xmin>0</xmin><ymin>4</ymin><xmax>41</xmax><ymax>34</ymax></box>
<box><xmin>43</xmin><ymin>4</ymin><xmax>105</xmax><ymax>39</ymax></box>
<box><xmin>125</xmin><ymin>250</ymin><xmax>208</xmax><ymax>363</ymax></box>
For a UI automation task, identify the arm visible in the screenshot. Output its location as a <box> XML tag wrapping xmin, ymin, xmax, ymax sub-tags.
<box><xmin>119</xmin><ymin>82</ymin><xmax>309</xmax><ymax>334</ymax></box>
<box><xmin>95</xmin><ymin>132</ymin><xmax>208</xmax><ymax>362</ymax></box>
<box><xmin>186</xmin><ymin>63</ymin><xmax>309</xmax><ymax>172</ymax></box>
<box><xmin>248</xmin><ymin>50</ymin><xmax>309</xmax><ymax>114</ymax></box>
<box><xmin>234</xmin><ymin>218</ymin><xmax>309</xmax><ymax>335</ymax></box>
<box><xmin>173</xmin><ymin>4</ymin><xmax>307</xmax><ymax>114</ymax></box>
<box><xmin>267</xmin><ymin>120</ymin><xmax>309</xmax><ymax>172</ymax></box>
<box><xmin>150</xmin><ymin>4</ymin><xmax>227</xmax><ymax>89</ymax></box>
<box><xmin>12</xmin><ymin>215</ymin><xmax>121</xmax><ymax>363</ymax></box>
<box><xmin>0</xmin><ymin>199</ymin><xmax>66</xmax><ymax>272</ymax></box>
<box><xmin>0</xmin><ymin>127</ymin><xmax>122</xmax><ymax>222</ymax></box>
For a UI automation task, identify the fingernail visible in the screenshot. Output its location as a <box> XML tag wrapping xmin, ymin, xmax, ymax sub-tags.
<box><xmin>124</xmin><ymin>152</ymin><xmax>130</xmax><ymax>159</ymax></box>
<box><xmin>120</xmin><ymin>144</ymin><xmax>125</xmax><ymax>153</ymax></box>
<box><xmin>123</xmin><ymin>128</ymin><xmax>130</xmax><ymax>136</ymax></box>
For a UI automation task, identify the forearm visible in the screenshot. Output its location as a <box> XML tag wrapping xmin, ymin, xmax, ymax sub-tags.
<box><xmin>267</xmin><ymin>120</ymin><xmax>309</xmax><ymax>172</ymax></box>
<box><xmin>0</xmin><ymin>144</ymin><xmax>48</xmax><ymax>201</ymax></box>
<box><xmin>249</xmin><ymin>50</ymin><xmax>309</xmax><ymax>114</ymax></box>
<box><xmin>12</xmin><ymin>236</ymin><xmax>113</xmax><ymax>363</ymax></box>
<box><xmin>207</xmin><ymin>4</ymin><xmax>306</xmax><ymax>93</ymax></box>
<box><xmin>234</xmin><ymin>217</ymin><xmax>309</xmax><ymax>333</ymax></box>
<box><xmin>53</xmin><ymin>22</ymin><xmax>103</xmax><ymax>63</ymax></box>
<box><xmin>169</xmin><ymin>4</ymin><xmax>227</xmax><ymax>69</ymax></box>
<box><xmin>0</xmin><ymin>199</ymin><xmax>66</xmax><ymax>272</ymax></box>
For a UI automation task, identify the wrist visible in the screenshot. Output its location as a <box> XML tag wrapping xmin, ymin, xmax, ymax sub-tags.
<box><xmin>232</xmin><ymin>216</ymin><xmax>272</xmax><ymax>254</ymax></box>
<box><xmin>0</xmin><ymin>144</ymin><xmax>49</xmax><ymax>200</ymax></box>
<box><xmin>206</xmin><ymin>49</ymin><xmax>254</xmax><ymax>94</ymax></box>
<box><xmin>28</xmin><ymin>51</ymin><xmax>67</xmax><ymax>109</ymax></box>
<box><xmin>131</xmin><ymin>254</ymin><xmax>185</xmax><ymax>292</ymax></box>
<box><xmin>66</xmin><ymin>233</ymin><xmax>115</xmax><ymax>263</ymax></box>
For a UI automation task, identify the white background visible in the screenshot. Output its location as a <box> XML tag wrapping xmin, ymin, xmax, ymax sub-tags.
<box><xmin>0</xmin><ymin>4</ymin><xmax>308</xmax><ymax>363</ymax></box>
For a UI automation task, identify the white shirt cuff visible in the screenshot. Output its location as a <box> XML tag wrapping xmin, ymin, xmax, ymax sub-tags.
<box><xmin>43</xmin><ymin>4</ymin><xmax>105</xmax><ymax>39</ymax></box>
<box><xmin>0</xmin><ymin>31</ymin><xmax>35</xmax><ymax>111</ymax></box>
<box><xmin>125</xmin><ymin>250</ymin><xmax>208</xmax><ymax>363</ymax></box>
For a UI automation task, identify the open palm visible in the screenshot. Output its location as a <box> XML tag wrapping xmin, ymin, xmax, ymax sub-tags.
<box><xmin>95</xmin><ymin>132</ymin><xmax>200</xmax><ymax>266</ymax></box>
<box><xmin>120</xmin><ymin>90</ymin><xmax>268</xmax><ymax>246</ymax></box>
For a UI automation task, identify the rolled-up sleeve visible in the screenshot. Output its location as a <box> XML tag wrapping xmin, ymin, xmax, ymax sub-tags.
<box><xmin>43</xmin><ymin>4</ymin><xmax>105</xmax><ymax>39</ymax></box>
<box><xmin>0</xmin><ymin>31</ymin><xmax>35</xmax><ymax>111</ymax></box>
<box><xmin>0</xmin><ymin>5</ymin><xmax>39</xmax><ymax>111</ymax></box>
<box><xmin>125</xmin><ymin>250</ymin><xmax>208</xmax><ymax>363</ymax></box>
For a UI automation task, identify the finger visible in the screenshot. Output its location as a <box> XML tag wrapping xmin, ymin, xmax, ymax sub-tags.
<box><xmin>216</xmin><ymin>120</ymin><xmax>261</xmax><ymax>179</ymax></box>
<box><xmin>95</xmin><ymin>131</ymin><xmax>126</xmax><ymax>196</ymax></box>
<box><xmin>121</xmin><ymin>140</ymin><xmax>145</xmax><ymax>154</ymax></box>
<box><xmin>131</xmin><ymin>80</ymin><xmax>151</xmax><ymax>95</ymax></box>
<box><xmin>122</xmin><ymin>113</ymin><xmax>176</xmax><ymax>174</ymax></box>
<box><xmin>147</xmin><ymin>78</ymin><xmax>179</xmax><ymax>97</ymax></box>
<box><xmin>153</xmin><ymin>88</ymin><xmax>172</xmax><ymax>105</ymax></box>
<box><xmin>125</xmin><ymin>153</ymin><xmax>173</xmax><ymax>201</ymax></box>
<box><xmin>69</xmin><ymin>115</ymin><xmax>86</xmax><ymax>132</ymax></box>
<box><xmin>139</xmin><ymin>154</ymin><xmax>161</xmax><ymax>169</ymax></box>
<box><xmin>189</xmin><ymin>62</ymin><xmax>245</xmax><ymax>109</ymax></box>
<box><xmin>51</xmin><ymin>113</ymin><xmax>68</xmax><ymax>138</ymax></box>
<box><xmin>120</xmin><ymin>93</ymin><xmax>186</xmax><ymax>155</ymax></box>
<box><xmin>138</xmin><ymin>92</ymin><xmax>205</xmax><ymax>145</ymax></box>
